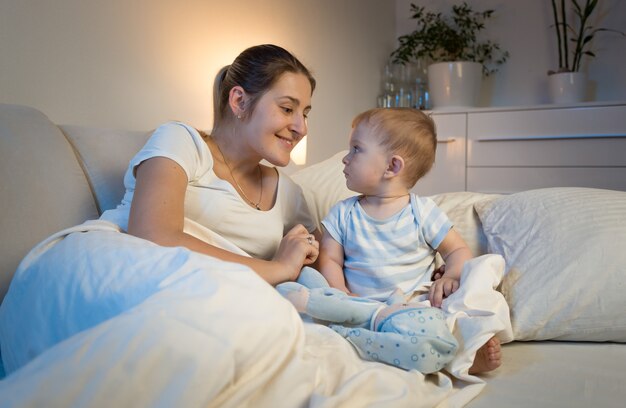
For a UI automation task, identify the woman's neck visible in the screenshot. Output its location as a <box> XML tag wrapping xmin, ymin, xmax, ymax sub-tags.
<box><xmin>207</xmin><ymin>133</ymin><xmax>260</xmax><ymax>173</ymax></box>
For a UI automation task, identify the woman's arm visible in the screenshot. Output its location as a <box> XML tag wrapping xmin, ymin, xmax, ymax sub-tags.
<box><xmin>429</xmin><ymin>228</ymin><xmax>473</xmax><ymax>307</ymax></box>
<box><xmin>128</xmin><ymin>157</ymin><xmax>317</xmax><ymax>285</ymax></box>
<box><xmin>317</xmin><ymin>231</ymin><xmax>350</xmax><ymax>293</ymax></box>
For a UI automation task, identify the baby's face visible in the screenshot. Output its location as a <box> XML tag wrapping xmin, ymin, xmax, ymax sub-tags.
<box><xmin>341</xmin><ymin>124</ymin><xmax>389</xmax><ymax>194</ymax></box>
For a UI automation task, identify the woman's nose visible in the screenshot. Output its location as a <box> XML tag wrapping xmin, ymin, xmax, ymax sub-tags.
<box><xmin>290</xmin><ymin>114</ymin><xmax>308</xmax><ymax>139</ymax></box>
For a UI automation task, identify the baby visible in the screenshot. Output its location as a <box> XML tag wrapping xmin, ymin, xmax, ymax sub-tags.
<box><xmin>278</xmin><ymin>108</ymin><xmax>500</xmax><ymax>374</ymax></box>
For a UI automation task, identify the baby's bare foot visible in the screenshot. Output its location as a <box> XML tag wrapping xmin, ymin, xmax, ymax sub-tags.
<box><xmin>469</xmin><ymin>336</ymin><xmax>502</xmax><ymax>374</ymax></box>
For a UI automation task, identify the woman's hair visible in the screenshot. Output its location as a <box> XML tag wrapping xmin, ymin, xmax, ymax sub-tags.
<box><xmin>212</xmin><ymin>44</ymin><xmax>315</xmax><ymax>132</ymax></box>
<box><xmin>352</xmin><ymin>108</ymin><xmax>437</xmax><ymax>188</ymax></box>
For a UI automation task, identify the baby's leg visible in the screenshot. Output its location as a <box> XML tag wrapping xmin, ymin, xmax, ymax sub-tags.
<box><xmin>332</xmin><ymin>306</ymin><xmax>458</xmax><ymax>373</ymax></box>
<box><xmin>385</xmin><ymin>288</ymin><xmax>408</xmax><ymax>305</ymax></box>
<box><xmin>469</xmin><ymin>336</ymin><xmax>502</xmax><ymax>374</ymax></box>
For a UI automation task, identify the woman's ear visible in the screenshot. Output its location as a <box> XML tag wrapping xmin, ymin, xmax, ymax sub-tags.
<box><xmin>385</xmin><ymin>155</ymin><xmax>405</xmax><ymax>178</ymax></box>
<box><xmin>228</xmin><ymin>86</ymin><xmax>247</xmax><ymax>118</ymax></box>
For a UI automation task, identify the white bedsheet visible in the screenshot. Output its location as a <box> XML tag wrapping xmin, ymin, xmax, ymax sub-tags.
<box><xmin>0</xmin><ymin>220</ymin><xmax>512</xmax><ymax>407</ymax></box>
<box><xmin>468</xmin><ymin>341</ymin><xmax>626</xmax><ymax>408</ymax></box>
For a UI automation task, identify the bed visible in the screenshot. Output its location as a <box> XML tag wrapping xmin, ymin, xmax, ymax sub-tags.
<box><xmin>1</xmin><ymin>103</ymin><xmax>625</xmax><ymax>407</ymax></box>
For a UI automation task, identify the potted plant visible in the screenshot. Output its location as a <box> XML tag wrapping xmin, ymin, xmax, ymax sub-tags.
<box><xmin>391</xmin><ymin>2</ymin><xmax>509</xmax><ymax>108</ymax></box>
<box><xmin>548</xmin><ymin>0</ymin><xmax>625</xmax><ymax>104</ymax></box>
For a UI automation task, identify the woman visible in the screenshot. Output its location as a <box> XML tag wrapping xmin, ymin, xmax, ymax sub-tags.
<box><xmin>112</xmin><ymin>43</ymin><xmax>322</xmax><ymax>284</ymax></box>
<box><xmin>0</xmin><ymin>44</ymin><xmax>322</xmax><ymax>374</ymax></box>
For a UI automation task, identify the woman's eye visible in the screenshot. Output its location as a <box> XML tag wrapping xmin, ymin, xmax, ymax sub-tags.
<box><xmin>282</xmin><ymin>107</ymin><xmax>293</xmax><ymax>114</ymax></box>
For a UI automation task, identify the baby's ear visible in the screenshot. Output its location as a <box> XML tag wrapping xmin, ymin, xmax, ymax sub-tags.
<box><xmin>386</xmin><ymin>155</ymin><xmax>405</xmax><ymax>177</ymax></box>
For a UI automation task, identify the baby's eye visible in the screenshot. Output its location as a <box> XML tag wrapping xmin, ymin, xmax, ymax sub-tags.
<box><xmin>351</xmin><ymin>145</ymin><xmax>360</xmax><ymax>153</ymax></box>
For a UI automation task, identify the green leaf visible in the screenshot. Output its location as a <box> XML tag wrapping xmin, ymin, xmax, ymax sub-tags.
<box><xmin>391</xmin><ymin>1</ymin><xmax>509</xmax><ymax>75</ymax></box>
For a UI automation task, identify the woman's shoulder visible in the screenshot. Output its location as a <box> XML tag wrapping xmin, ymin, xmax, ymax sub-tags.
<box><xmin>152</xmin><ymin>121</ymin><xmax>205</xmax><ymax>145</ymax></box>
<box><xmin>140</xmin><ymin>121</ymin><xmax>214</xmax><ymax>177</ymax></box>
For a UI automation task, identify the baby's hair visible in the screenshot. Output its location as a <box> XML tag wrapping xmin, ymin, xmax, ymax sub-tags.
<box><xmin>212</xmin><ymin>44</ymin><xmax>315</xmax><ymax>133</ymax></box>
<box><xmin>352</xmin><ymin>108</ymin><xmax>437</xmax><ymax>188</ymax></box>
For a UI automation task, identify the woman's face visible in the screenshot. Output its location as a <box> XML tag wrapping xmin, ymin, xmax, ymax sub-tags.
<box><xmin>342</xmin><ymin>123</ymin><xmax>389</xmax><ymax>194</ymax></box>
<box><xmin>245</xmin><ymin>72</ymin><xmax>312</xmax><ymax>167</ymax></box>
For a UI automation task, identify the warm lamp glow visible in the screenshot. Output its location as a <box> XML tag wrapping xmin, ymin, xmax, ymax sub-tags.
<box><xmin>291</xmin><ymin>135</ymin><xmax>307</xmax><ymax>165</ymax></box>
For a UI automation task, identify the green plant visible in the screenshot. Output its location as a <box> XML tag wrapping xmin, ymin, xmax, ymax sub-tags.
<box><xmin>391</xmin><ymin>2</ymin><xmax>509</xmax><ymax>75</ymax></box>
<box><xmin>549</xmin><ymin>0</ymin><xmax>625</xmax><ymax>73</ymax></box>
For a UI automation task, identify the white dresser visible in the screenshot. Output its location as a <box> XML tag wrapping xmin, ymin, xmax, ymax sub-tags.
<box><xmin>413</xmin><ymin>102</ymin><xmax>626</xmax><ymax>195</ymax></box>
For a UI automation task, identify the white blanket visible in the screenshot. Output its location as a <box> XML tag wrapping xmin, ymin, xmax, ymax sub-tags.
<box><xmin>0</xmin><ymin>220</ymin><xmax>512</xmax><ymax>407</ymax></box>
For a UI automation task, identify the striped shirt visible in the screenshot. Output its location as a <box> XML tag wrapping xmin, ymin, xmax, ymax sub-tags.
<box><xmin>321</xmin><ymin>194</ymin><xmax>452</xmax><ymax>301</ymax></box>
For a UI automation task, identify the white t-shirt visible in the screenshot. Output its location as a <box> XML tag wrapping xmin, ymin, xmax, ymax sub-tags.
<box><xmin>101</xmin><ymin>122</ymin><xmax>316</xmax><ymax>260</ymax></box>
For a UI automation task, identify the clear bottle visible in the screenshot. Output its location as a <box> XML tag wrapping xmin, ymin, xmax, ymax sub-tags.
<box><xmin>396</xmin><ymin>63</ymin><xmax>413</xmax><ymax>108</ymax></box>
<box><xmin>412</xmin><ymin>59</ymin><xmax>430</xmax><ymax>110</ymax></box>
<box><xmin>378</xmin><ymin>63</ymin><xmax>396</xmax><ymax>108</ymax></box>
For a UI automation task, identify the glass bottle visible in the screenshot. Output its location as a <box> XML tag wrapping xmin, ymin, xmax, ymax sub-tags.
<box><xmin>378</xmin><ymin>63</ymin><xmax>396</xmax><ymax>108</ymax></box>
<box><xmin>412</xmin><ymin>59</ymin><xmax>431</xmax><ymax>110</ymax></box>
<box><xmin>396</xmin><ymin>63</ymin><xmax>413</xmax><ymax>108</ymax></box>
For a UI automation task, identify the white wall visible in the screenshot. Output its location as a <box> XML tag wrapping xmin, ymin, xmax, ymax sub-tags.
<box><xmin>395</xmin><ymin>0</ymin><xmax>626</xmax><ymax>107</ymax></box>
<box><xmin>3</xmin><ymin>1</ymin><xmax>622</xmax><ymax>168</ymax></box>
<box><xmin>0</xmin><ymin>0</ymin><xmax>395</xmax><ymax>166</ymax></box>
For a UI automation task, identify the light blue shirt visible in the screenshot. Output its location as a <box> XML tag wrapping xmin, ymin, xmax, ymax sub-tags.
<box><xmin>322</xmin><ymin>194</ymin><xmax>452</xmax><ymax>301</ymax></box>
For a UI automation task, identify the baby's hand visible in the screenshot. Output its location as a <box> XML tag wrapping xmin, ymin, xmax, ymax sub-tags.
<box><xmin>431</xmin><ymin>264</ymin><xmax>445</xmax><ymax>281</ymax></box>
<box><xmin>429</xmin><ymin>277</ymin><xmax>459</xmax><ymax>308</ymax></box>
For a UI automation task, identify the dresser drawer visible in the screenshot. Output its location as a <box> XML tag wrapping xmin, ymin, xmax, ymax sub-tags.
<box><xmin>467</xmin><ymin>105</ymin><xmax>626</xmax><ymax>166</ymax></box>
<box><xmin>412</xmin><ymin>113</ymin><xmax>466</xmax><ymax>195</ymax></box>
<box><xmin>467</xmin><ymin>167</ymin><xmax>626</xmax><ymax>194</ymax></box>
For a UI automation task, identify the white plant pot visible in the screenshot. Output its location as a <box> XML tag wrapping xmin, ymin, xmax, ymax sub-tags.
<box><xmin>548</xmin><ymin>72</ymin><xmax>586</xmax><ymax>104</ymax></box>
<box><xmin>427</xmin><ymin>61</ymin><xmax>482</xmax><ymax>109</ymax></box>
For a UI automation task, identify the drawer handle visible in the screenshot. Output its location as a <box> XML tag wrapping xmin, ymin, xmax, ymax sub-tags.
<box><xmin>437</xmin><ymin>138</ymin><xmax>456</xmax><ymax>144</ymax></box>
<box><xmin>477</xmin><ymin>134</ymin><xmax>626</xmax><ymax>142</ymax></box>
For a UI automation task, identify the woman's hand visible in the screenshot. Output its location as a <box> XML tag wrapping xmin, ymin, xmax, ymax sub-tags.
<box><xmin>272</xmin><ymin>224</ymin><xmax>319</xmax><ymax>282</ymax></box>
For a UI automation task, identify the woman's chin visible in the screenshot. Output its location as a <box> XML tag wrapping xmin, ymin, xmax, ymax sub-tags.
<box><xmin>266</xmin><ymin>155</ymin><xmax>291</xmax><ymax>167</ymax></box>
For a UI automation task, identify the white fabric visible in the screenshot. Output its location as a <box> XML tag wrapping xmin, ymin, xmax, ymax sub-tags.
<box><xmin>430</xmin><ymin>192</ymin><xmax>500</xmax><ymax>257</ymax></box>
<box><xmin>404</xmin><ymin>254</ymin><xmax>514</xmax><ymax>382</ymax></box>
<box><xmin>466</xmin><ymin>341</ymin><xmax>626</xmax><ymax>408</ymax></box>
<box><xmin>475</xmin><ymin>187</ymin><xmax>626</xmax><ymax>342</ymax></box>
<box><xmin>0</xmin><ymin>220</ymin><xmax>512</xmax><ymax>407</ymax></box>
<box><xmin>291</xmin><ymin>150</ymin><xmax>356</xmax><ymax>230</ymax></box>
<box><xmin>322</xmin><ymin>194</ymin><xmax>452</xmax><ymax>300</ymax></box>
<box><xmin>440</xmin><ymin>255</ymin><xmax>514</xmax><ymax>379</ymax></box>
<box><xmin>101</xmin><ymin>121</ymin><xmax>316</xmax><ymax>259</ymax></box>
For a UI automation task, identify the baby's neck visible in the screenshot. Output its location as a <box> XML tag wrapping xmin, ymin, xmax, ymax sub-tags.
<box><xmin>359</xmin><ymin>193</ymin><xmax>410</xmax><ymax>220</ymax></box>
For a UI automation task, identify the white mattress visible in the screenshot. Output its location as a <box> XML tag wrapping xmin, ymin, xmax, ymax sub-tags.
<box><xmin>468</xmin><ymin>341</ymin><xmax>626</xmax><ymax>407</ymax></box>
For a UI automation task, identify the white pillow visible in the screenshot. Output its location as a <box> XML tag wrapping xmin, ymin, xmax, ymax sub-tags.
<box><xmin>430</xmin><ymin>192</ymin><xmax>499</xmax><ymax>257</ymax></box>
<box><xmin>292</xmin><ymin>152</ymin><xmax>499</xmax><ymax>257</ymax></box>
<box><xmin>474</xmin><ymin>187</ymin><xmax>626</xmax><ymax>342</ymax></box>
<box><xmin>291</xmin><ymin>151</ymin><xmax>355</xmax><ymax>230</ymax></box>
